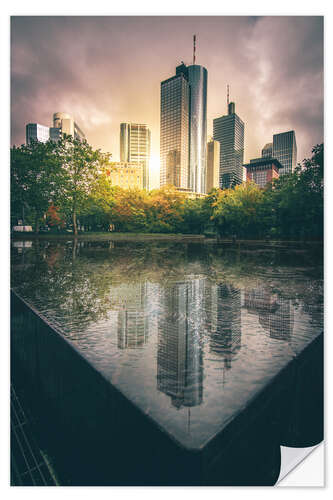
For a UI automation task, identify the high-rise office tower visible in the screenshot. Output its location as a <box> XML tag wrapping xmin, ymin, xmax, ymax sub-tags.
<box><xmin>272</xmin><ymin>130</ymin><xmax>297</xmax><ymax>175</ymax></box>
<box><xmin>206</xmin><ymin>138</ymin><xmax>220</xmax><ymax>193</ymax></box>
<box><xmin>188</xmin><ymin>64</ymin><xmax>208</xmax><ymax>194</ymax></box>
<box><xmin>120</xmin><ymin>123</ymin><xmax>151</xmax><ymax>190</ymax></box>
<box><xmin>262</xmin><ymin>143</ymin><xmax>273</xmax><ymax>158</ymax></box>
<box><xmin>160</xmin><ymin>63</ymin><xmax>190</xmax><ymax>190</ymax></box>
<box><xmin>213</xmin><ymin>101</ymin><xmax>245</xmax><ymax>189</ymax></box>
<box><xmin>26</xmin><ymin>123</ymin><xmax>50</xmax><ymax>143</ymax></box>
<box><xmin>53</xmin><ymin>112</ymin><xmax>86</xmax><ymax>141</ymax></box>
<box><xmin>160</xmin><ymin>38</ymin><xmax>208</xmax><ymax>194</ymax></box>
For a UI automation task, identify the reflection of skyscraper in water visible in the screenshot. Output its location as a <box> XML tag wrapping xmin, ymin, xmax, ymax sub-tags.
<box><xmin>244</xmin><ymin>287</ymin><xmax>294</xmax><ymax>341</ymax></box>
<box><xmin>244</xmin><ymin>287</ymin><xmax>277</xmax><ymax>314</ymax></box>
<box><xmin>116</xmin><ymin>282</ymin><xmax>157</xmax><ymax>349</ymax></box>
<box><xmin>259</xmin><ymin>297</ymin><xmax>294</xmax><ymax>341</ymax></box>
<box><xmin>206</xmin><ymin>282</ymin><xmax>242</xmax><ymax>369</ymax></box>
<box><xmin>157</xmin><ymin>280</ymin><xmax>204</xmax><ymax>409</ymax></box>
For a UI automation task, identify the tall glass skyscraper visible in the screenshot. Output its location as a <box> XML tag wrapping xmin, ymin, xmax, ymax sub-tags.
<box><xmin>213</xmin><ymin>102</ymin><xmax>244</xmax><ymax>189</ymax></box>
<box><xmin>160</xmin><ymin>62</ymin><xmax>207</xmax><ymax>194</ymax></box>
<box><xmin>120</xmin><ymin>123</ymin><xmax>151</xmax><ymax>190</ymax></box>
<box><xmin>188</xmin><ymin>65</ymin><xmax>208</xmax><ymax>194</ymax></box>
<box><xmin>272</xmin><ymin>130</ymin><xmax>297</xmax><ymax>175</ymax></box>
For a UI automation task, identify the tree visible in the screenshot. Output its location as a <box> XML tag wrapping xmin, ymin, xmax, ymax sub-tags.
<box><xmin>181</xmin><ymin>198</ymin><xmax>207</xmax><ymax>234</ymax></box>
<box><xmin>269</xmin><ymin>144</ymin><xmax>323</xmax><ymax>240</ymax></box>
<box><xmin>147</xmin><ymin>186</ymin><xmax>185</xmax><ymax>233</ymax></box>
<box><xmin>80</xmin><ymin>173</ymin><xmax>119</xmax><ymax>231</ymax></box>
<box><xmin>11</xmin><ymin>140</ymin><xmax>62</xmax><ymax>232</ymax></box>
<box><xmin>45</xmin><ymin>204</ymin><xmax>66</xmax><ymax>230</ymax></box>
<box><xmin>211</xmin><ymin>182</ymin><xmax>265</xmax><ymax>238</ymax></box>
<box><xmin>55</xmin><ymin>136</ymin><xmax>104</xmax><ymax>235</ymax></box>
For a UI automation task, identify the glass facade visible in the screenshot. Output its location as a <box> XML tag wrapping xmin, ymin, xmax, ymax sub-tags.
<box><xmin>272</xmin><ymin>131</ymin><xmax>297</xmax><ymax>175</ymax></box>
<box><xmin>160</xmin><ymin>71</ymin><xmax>190</xmax><ymax>189</ymax></box>
<box><xmin>26</xmin><ymin>123</ymin><xmax>50</xmax><ymax>144</ymax></box>
<box><xmin>188</xmin><ymin>65</ymin><xmax>208</xmax><ymax>194</ymax></box>
<box><xmin>49</xmin><ymin>127</ymin><xmax>62</xmax><ymax>142</ymax></box>
<box><xmin>160</xmin><ymin>63</ymin><xmax>207</xmax><ymax>194</ymax></box>
<box><xmin>120</xmin><ymin>123</ymin><xmax>151</xmax><ymax>190</ymax></box>
<box><xmin>262</xmin><ymin>143</ymin><xmax>273</xmax><ymax>158</ymax></box>
<box><xmin>213</xmin><ymin>103</ymin><xmax>244</xmax><ymax>189</ymax></box>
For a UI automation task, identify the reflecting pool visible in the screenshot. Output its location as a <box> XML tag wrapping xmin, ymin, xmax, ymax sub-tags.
<box><xmin>11</xmin><ymin>240</ymin><xmax>323</xmax><ymax>450</ymax></box>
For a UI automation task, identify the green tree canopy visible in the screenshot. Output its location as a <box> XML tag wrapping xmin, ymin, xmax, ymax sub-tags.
<box><xmin>54</xmin><ymin>135</ymin><xmax>105</xmax><ymax>234</ymax></box>
<box><xmin>11</xmin><ymin>140</ymin><xmax>62</xmax><ymax>231</ymax></box>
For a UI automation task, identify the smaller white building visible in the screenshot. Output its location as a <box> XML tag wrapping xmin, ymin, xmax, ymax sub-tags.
<box><xmin>26</xmin><ymin>123</ymin><xmax>50</xmax><ymax>144</ymax></box>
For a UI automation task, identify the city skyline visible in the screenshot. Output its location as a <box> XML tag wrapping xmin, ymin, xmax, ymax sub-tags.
<box><xmin>11</xmin><ymin>16</ymin><xmax>323</xmax><ymax>189</ymax></box>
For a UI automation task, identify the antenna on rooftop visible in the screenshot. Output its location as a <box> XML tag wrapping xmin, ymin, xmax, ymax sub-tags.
<box><xmin>193</xmin><ymin>34</ymin><xmax>196</xmax><ymax>65</ymax></box>
<box><xmin>227</xmin><ymin>84</ymin><xmax>230</xmax><ymax>108</ymax></box>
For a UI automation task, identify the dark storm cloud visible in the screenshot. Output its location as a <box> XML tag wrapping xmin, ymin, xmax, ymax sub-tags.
<box><xmin>11</xmin><ymin>16</ymin><xmax>323</xmax><ymax>184</ymax></box>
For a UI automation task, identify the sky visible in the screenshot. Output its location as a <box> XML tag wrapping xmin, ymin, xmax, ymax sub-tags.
<box><xmin>11</xmin><ymin>16</ymin><xmax>323</xmax><ymax>189</ymax></box>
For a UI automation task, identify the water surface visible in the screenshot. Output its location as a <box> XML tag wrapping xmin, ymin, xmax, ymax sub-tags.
<box><xmin>11</xmin><ymin>239</ymin><xmax>323</xmax><ymax>449</ymax></box>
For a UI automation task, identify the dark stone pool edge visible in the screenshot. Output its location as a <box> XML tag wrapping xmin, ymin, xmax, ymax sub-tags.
<box><xmin>10</xmin><ymin>290</ymin><xmax>323</xmax><ymax>486</ymax></box>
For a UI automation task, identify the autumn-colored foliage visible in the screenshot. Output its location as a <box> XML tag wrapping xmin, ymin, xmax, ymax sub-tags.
<box><xmin>46</xmin><ymin>204</ymin><xmax>65</xmax><ymax>228</ymax></box>
<box><xmin>11</xmin><ymin>140</ymin><xmax>323</xmax><ymax>240</ymax></box>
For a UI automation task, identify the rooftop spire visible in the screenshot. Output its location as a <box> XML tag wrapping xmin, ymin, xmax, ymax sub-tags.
<box><xmin>193</xmin><ymin>34</ymin><xmax>196</xmax><ymax>65</ymax></box>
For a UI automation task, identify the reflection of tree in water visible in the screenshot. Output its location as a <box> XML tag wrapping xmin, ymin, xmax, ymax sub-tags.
<box><xmin>11</xmin><ymin>242</ymin><xmax>115</xmax><ymax>331</ymax></box>
<box><xmin>157</xmin><ymin>280</ymin><xmax>204</xmax><ymax>410</ymax></box>
<box><xmin>244</xmin><ymin>287</ymin><xmax>294</xmax><ymax>342</ymax></box>
<box><xmin>205</xmin><ymin>282</ymin><xmax>242</xmax><ymax>373</ymax></box>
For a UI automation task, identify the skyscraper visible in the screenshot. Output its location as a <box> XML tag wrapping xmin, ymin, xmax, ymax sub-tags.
<box><xmin>262</xmin><ymin>143</ymin><xmax>273</xmax><ymax>158</ymax></box>
<box><xmin>206</xmin><ymin>138</ymin><xmax>220</xmax><ymax>193</ymax></box>
<box><xmin>213</xmin><ymin>101</ymin><xmax>245</xmax><ymax>189</ymax></box>
<box><xmin>160</xmin><ymin>51</ymin><xmax>208</xmax><ymax>194</ymax></box>
<box><xmin>160</xmin><ymin>64</ymin><xmax>190</xmax><ymax>190</ymax></box>
<box><xmin>53</xmin><ymin>112</ymin><xmax>86</xmax><ymax>141</ymax></box>
<box><xmin>188</xmin><ymin>65</ymin><xmax>208</xmax><ymax>194</ymax></box>
<box><xmin>272</xmin><ymin>130</ymin><xmax>297</xmax><ymax>175</ymax></box>
<box><xmin>120</xmin><ymin>123</ymin><xmax>151</xmax><ymax>190</ymax></box>
<box><xmin>26</xmin><ymin>123</ymin><xmax>50</xmax><ymax>143</ymax></box>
